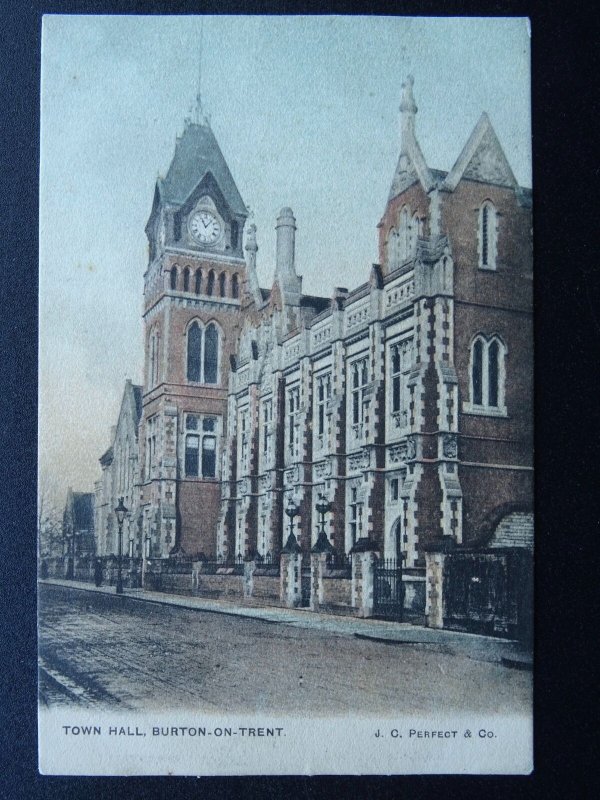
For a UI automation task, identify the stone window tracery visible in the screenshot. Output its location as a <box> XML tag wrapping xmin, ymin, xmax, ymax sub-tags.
<box><xmin>466</xmin><ymin>334</ymin><xmax>507</xmax><ymax>416</ymax></box>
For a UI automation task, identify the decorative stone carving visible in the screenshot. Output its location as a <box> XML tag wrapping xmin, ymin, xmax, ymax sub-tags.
<box><xmin>348</xmin><ymin>450</ymin><xmax>370</xmax><ymax>472</ymax></box>
<box><xmin>314</xmin><ymin>460</ymin><xmax>332</xmax><ymax>479</ymax></box>
<box><xmin>443</xmin><ymin>433</ymin><xmax>458</xmax><ymax>459</ymax></box>
<box><xmin>284</xmin><ymin>465</ymin><xmax>299</xmax><ymax>486</ymax></box>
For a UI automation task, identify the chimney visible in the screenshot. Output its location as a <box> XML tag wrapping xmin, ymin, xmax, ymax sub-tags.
<box><xmin>275</xmin><ymin>207</ymin><xmax>296</xmax><ymax>277</ymax></box>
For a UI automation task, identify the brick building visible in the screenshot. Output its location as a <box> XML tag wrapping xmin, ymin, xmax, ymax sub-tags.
<box><xmin>95</xmin><ymin>76</ymin><xmax>533</xmax><ymax>614</ymax></box>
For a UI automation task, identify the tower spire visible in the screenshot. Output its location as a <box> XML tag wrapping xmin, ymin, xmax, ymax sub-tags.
<box><xmin>193</xmin><ymin>21</ymin><xmax>207</xmax><ymax>125</ymax></box>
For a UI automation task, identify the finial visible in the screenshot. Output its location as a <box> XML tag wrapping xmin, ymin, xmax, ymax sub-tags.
<box><xmin>400</xmin><ymin>74</ymin><xmax>417</xmax><ymax>114</ymax></box>
<box><xmin>193</xmin><ymin>21</ymin><xmax>206</xmax><ymax>125</ymax></box>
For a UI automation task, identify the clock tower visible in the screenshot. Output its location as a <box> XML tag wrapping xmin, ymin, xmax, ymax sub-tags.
<box><xmin>140</xmin><ymin>111</ymin><xmax>248</xmax><ymax>559</ymax></box>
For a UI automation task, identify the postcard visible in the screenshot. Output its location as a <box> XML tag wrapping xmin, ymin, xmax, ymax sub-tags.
<box><xmin>38</xmin><ymin>14</ymin><xmax>533</xmax><ymax>775</ymax></box>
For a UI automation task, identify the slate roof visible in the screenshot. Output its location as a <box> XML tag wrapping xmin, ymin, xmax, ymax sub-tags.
<box><xmin>161</xmin><ymin>121</ymin><xmax>247</xmax><ymax>216</ymax></box>
<box><xmin>300</xmin><ymin>294</ymin><xmax>331</xmax><ymax>314</ymax></box>
<box><xmin>73</xmin><ymin>493</ymin><xmax>94</xmax><ymax>530</ymax></box>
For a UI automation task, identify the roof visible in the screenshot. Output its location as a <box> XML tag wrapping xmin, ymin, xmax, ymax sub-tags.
<box><xmin>161</xmin><ymin>121</ymin><xmax>247</xmax><ymax>216</ymax></box>
<box><xmin>132</xmin><ymin>385</ymin><xmax>143</xmax><ymax>424</ymax></box>
<box><xmin>300</xmin><ymin>294</ymin><xmax>330</xmax><ymax>314</ymax></box>
<box><xmin>72</xmin><ymin>493</ymin><xmax>94</xmax><ymax>530</ymax></box>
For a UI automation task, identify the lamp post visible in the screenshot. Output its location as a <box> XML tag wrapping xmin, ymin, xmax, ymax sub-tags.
<box><xmin>114</xmin><ymin>497</ymin><xmax>129</xmax><ymax>595</ymax></box>
<box><xmin>283</xmin><ymin>496</ymin><xmax>301</xmax><ymax>552</ymax></box>
<box><xmin>313</xmin><ymin>492</ymin><xmax>334</xmax><ymax>553</ymax></box>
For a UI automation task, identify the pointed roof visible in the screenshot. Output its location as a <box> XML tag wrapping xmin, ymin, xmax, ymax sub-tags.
<box><xmin>160</xmin><ymin>121</ymin><xmax>247</xmax><ymax>216</ymax></box>
<box><xmin>442</xmin><ymin>113</ymin><xmax>518</xmax><ymax>192</ymax></box>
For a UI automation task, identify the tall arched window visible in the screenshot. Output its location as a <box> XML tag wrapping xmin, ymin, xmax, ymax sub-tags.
<box><xmin>386</xmin><ymin>228</ymin><xmax>398</xmax><ymax>270</ymax></box>
<box><xmin>410</xmin><ymin>213</ymin><xmax>421</xmax><ymax>255</ymax></box>
<box><xmin>479</xmin><ymin>201</ymin><xmax>497</xmax><ymax>269</ymax></box>
<box><xmin>186</xmin><ymin>321</ymin><xmax>220</xmax><ymax>384</ymax></box>
<box><xmin>194</xmin><ymin>269</ymin><xmax>202</xmax><ymax>294</ymax></box>
<box><xmin>397</xmin><ymin>206</ymin><xmax>410</xmax><ymax>263</ymax></box>
<box><xmin>204</xmin><ymin>323</ymin><xmax>219</xmax><ymax>384</ymax></box>
<box><xmin>183</xmin><ymin>267</ymin><xmax>190</xmax><ymax>292</ymax></box>
<box><xmin>187</xmin><ymin>322</ymin><xmax>202</xmax><ymax>382</ymax></box>
<box><xmin>231</xmin><ymin>273</ymin><xmax>239</xmax><ymax>299</ymax></box>
<box><xmin>219</xmin><ymin>272</ymin><xmax>226</xmax><ymax>298</ymax></box>
<box><xmin>468</xmin><ymin>335</ymin><xmax>506</xmax><ymax>415</ymax></box>
<box><xmin>170</xmin><ymin>267</ymin><xmax>178</xmax><ymax>290</ymax></box>
<box><xmin>149</xmin><ymin>329</ymin><xmax>160</xmax><ymax>387</ymax></box>
<box><xmin>206</xmin><ymin>270</ymin><xmax>215</xmax><ymax>296</ymax></box>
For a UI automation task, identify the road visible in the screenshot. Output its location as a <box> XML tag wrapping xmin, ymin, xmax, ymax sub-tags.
<box><xmin>38</xmin><ymin>583</ymin><xmax>531</xmax><ymax>715</ymax></box>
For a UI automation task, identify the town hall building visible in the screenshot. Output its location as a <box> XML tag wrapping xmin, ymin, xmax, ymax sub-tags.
<box><xmin>87</xmin><ymin>76</ymin><xmax>533</xmax><ymax>627</ymax></box>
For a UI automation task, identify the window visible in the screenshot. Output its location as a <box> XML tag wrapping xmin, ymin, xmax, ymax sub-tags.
<box><xmin>390</xmin><ymin>339</ymin><xmax>412</xmax><ymax>427</ymax></box>
<box><xmin>390</xmin><ymin>478</ymin><xmax>399</xmax><ymax>503</ymax></box>
<box><xmin>261</xmin><ymin>398</ymin><xmax>273</xmax><ymax>463</ymax></box>
<box><xmin>231</xmin><ymin>220</ymin><xmax>239</xmax><ymax>250</ymax></box>
<box><xmin>186</xmin><ymin>321</ymin><xmax>220</xmax><ymax>384</ymax></box>
<box><xmin>170</xmin><ymin>267</ymin><xmax>177</xmax><ymax>290</ymax></box>
<box><xmin>219</xmin><ymin>272</ymin><xmax>226</xmax><ymax>297</ymax></box>
<box><xmin>185</xmin><ymin>414</ymin><xmax>219</xmax><ymax>478</ymax></box>
<box><xmin>204</xmin><ymin>323</ymin><xmax>219</xmax><ymax>384</ymax></box>
<box><xmin>287</xmin><ymin>385</ymin><xmax>301</xmax><ymax>458</ymax></box>
<box><xmin>479</xmin><ymin>201</ymin><xmax>497</xmax><ymax>269</ymax></box>
<box><xmin>398</xmin><ymin>206</ymin><xmax>410</xmax><ymax>263</ymax></box>
<box><xmin>145</xmin><ymin>415</ymin><xmax>158</xmax><ymax>480</ymax></box>
<box><xmin>231</xmin><ymin>273</ymin><xmax>239</xmax><ymax>299</ymax></box>
<box><xmin>350</xmin><ymin>357</ymin><xmax>369</xmax><ymax>434</ymax></box>
<box><xmin>316</xmin><ymin>372</ymin><xmax>332</xmax><ymax>446</ymax></box>
<box><xmin>239</xmin><ymin>408</ymin><xmax>250</xmax><ymax>472</ymax></box>
<box><xmin>206</xmin><ymin>270</ymin><xmax>215</xmax><ymax>296</ymax></box>
<box><xmin>467</xmin><ymin>335</ymin><xmax>506</xmax><ymax>415</ymax></box>
<box><xmin>386</xmin><ymin>228</ymin><xmax>398</xmax><ymax>270</ymax></box>
<box><xmin>194</xmin><ymin>269</ymin><xmax>202</xmax><ymax>294</ymax></box>
<box><xmin>349</xmin><ymin>487</ymin><xmax>364</xmax><ymax>546</ymax></box>
<box><xmin>149</xmin><ymin>329</ymin><xmax>160</xmax><ymax>387</ymax></box>
<box><xmin>183</xmin><ymin>267</ymin><xmax>190</xmax><ymax>292</ymax></box>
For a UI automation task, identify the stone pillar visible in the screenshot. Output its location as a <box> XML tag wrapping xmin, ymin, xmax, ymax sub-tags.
<box><xmin>280</xmin><ymin>551</ymin><xmax>302</xmax><ymax>608</ymax></box>
<box><xmin>244</xmin><ymin>559</ymin><xmax>256</xmax><ymax>599</ymax></box>
<box><xmin>310</xmin><ymin>552</ymin><xmax>328</xmax><ymax>611</ymax></box>
<box><xmin>351</xmin><ymin>547</ymin><xmax>378</xmax><ymax>618</ymax></box>
<box><xmin>425</xmin><ymin>551</ymin><xmax>446</xmax><ymax>629</ymax></box>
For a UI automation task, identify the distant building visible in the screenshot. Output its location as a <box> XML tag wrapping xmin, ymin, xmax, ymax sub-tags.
<box><xmin>62</xmin><ymin>488</ymin><xmax>95</xmax><ymax>559</ymax></box>
<box><xmin>94</xmin><ymin>379</ymin><xmax>143</xmax><ymax>557</ymax></box>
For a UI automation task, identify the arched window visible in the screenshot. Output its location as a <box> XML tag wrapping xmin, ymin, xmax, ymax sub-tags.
<box><xmin>170</xmin><ymin>267</ymin><xmax>178</xmax><ymax>291</ymax></box>
<box><xmin>410</xmin><ymin>213</ymin><xmax>420</xmax><ymax>254</ymax></box>
<box><xmin>401</xmin><ymin>207</ymin><xmax>410</xmax><ymax>262</ymax></box>
<box><xmin>386</xmin><ymin>228</ymin><xmax>398</xmax><ymax>270</ymax></box>
<box><xmin>479</xmin><ymin>201</ymin><xmax>497</xmax><ymax>269</ymax></box>
<box><xmin>149</xmin><ymin>329</ymin><xmax>160</xmax><ymax>387</ymax></box>
<box><xmin>187</xmin><ymin>322</ymin><xmax>202</xmax><ymax>382</ymax></box>
<box><xmin>219</xmin><ymin>272</ymin><xmax>226</xmax><ymax>298</ymax></box>
<box><xmin>194</xmin><ymin>269</ymin><xmax>202</xmax><ymax>294</ymax></box>
<box><xmin>183</xmin><ymin>267</ymin><xmax>190</xmax><ymax>292</ymax></box>
<box><xmin>204</xmin><ymin>323</ymin><xmax>219</xmax><ymax>384</ymax></box>
<box><xmin>468</xmin><ymin>335</ymin><xmax>506</xmax><ymax>415</ymax></box>
<box><xmin>231</xmin><ymin>273</ymin><xmax>239</xmax><ymax>299</ymax></box>
<box><xmin>206</xmin><ymin>270</ymin><xmax>215</xmax><ymax>296</ymax></box>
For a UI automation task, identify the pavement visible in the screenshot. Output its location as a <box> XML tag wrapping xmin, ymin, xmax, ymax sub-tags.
<box><xmin>39</xmin><ymin>578</ymin><xmax>532</xmax><ymax>668</ymax></box>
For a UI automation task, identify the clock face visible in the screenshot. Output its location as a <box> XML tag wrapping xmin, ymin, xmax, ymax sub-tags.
<box><xmin>189</xmin><ymin>210</ymin><xmax>222</xmax><ymax>245</ymax></box>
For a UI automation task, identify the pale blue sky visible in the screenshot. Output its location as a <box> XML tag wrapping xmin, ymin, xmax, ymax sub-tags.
<box><xmin>39</xmin><ymin>15</ymin><xmax>531</xmax><ymax>505</ymax></box>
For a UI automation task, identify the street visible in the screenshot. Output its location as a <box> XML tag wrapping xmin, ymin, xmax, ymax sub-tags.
<box><xmin>38</xmin><ymin>583</ymin><xmax>531</xmax><ymax>715</ymax></box>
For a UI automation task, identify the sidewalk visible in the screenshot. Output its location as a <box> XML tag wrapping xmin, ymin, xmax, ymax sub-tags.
<box><xmin>39</xmin><ymin>578</ymin><xmax>532</xmax><ymax>668</ymax></box>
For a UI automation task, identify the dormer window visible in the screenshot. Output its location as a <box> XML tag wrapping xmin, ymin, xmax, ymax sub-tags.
<box><xmin>479</xmin><ymin>201</ymin><xmax>497</xmax><ymax>270</ymax></box>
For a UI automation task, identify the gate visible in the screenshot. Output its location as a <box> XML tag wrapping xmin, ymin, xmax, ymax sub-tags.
<box><xmin>443</xmin><ymin>548</ymin><xmax>532</xmax><ymax>641</ymax></box>
<box><xmin>373</xmin><ymin>558</ymin><xmax>404</xmax><ymax>620</ymax></box>
<box><xmin>300</xmin><ymin>560</ymin><xmax>311</xmax><ymax>608</ymax></box>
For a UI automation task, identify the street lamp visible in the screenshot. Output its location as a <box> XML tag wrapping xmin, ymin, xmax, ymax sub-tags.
<box><xmin>313</xmin><ymin>492</ymin><xmax>334</xmax><ymax>553</ymax></box>
<box><xmin>114</xmin><ymin>497</ymin><xmax>129</xmax><ymax>595</ymax></box>
<box><xmin>283</xmin><ymin>496</ymin><xmax>301</xmax><ymax>552</ymax></box>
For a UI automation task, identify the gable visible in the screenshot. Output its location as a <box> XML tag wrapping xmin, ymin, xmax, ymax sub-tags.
<box><xmin>443</xmin><ymin>113</ymin><xmax>518</xmax><ymax>192</ymax></box>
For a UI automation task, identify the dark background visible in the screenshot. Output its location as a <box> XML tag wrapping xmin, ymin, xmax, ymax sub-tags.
<box><xmin>0</xmin><ymin>1</ymin><xmax>597</xmax><ymax>798</ymax></box>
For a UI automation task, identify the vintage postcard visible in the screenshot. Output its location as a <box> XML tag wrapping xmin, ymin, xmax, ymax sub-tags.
<box><xmin>38</xmin><ymin>15</ymin><xmax>533</xmax><ymax>775</ymax></box>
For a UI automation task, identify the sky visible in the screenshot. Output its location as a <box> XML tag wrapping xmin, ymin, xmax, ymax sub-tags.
<box><xmin>39</xmin><ymin>15</ymin><xmax>531</xmax><ymax>508</ymax></box>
